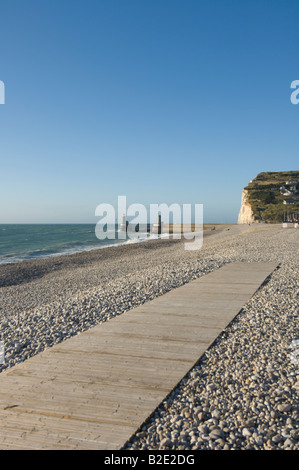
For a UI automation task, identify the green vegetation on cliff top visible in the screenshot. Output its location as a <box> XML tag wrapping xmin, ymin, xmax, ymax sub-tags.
<box><xmin>245</xmin><ymin>171</ymin><xmax>299</xmax><ymax>223</ymax></box>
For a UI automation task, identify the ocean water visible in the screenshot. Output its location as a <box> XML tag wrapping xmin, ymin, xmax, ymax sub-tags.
<box><xmin>0</xmin><ymin>224</ymin><xmax>152</xmax><ymax>265</ymax></box>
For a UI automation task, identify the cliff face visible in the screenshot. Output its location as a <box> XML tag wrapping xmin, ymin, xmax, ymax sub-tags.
<box><xmin>238</xmin><ymin>171</ymin><xmax>299</xmax><ymax>224</ymax></box>
<box><xmin>238</xmin><ymin>189</ymin><xmax>255</xmax><ymax>224</ymax></box>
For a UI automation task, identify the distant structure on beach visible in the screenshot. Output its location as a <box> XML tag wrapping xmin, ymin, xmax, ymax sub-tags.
<box><xmin>119</xmin><ymin>213</ymin><xmax>128</xmax><ymax>232</ymax></box>
<box><xmin>238</xmin><ymin>171</ymin><xmax>299</xmax><ymax>224</ymax></box>
<box><xmin>152</xmin><ymin>215</ymin><xmax>162</xmax><ymax>234</ymax></box>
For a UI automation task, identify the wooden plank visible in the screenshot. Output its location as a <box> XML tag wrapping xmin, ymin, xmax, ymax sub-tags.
<box><xmin>0</xmin><ymin>262</ymin><xmax>278</xmax><ymax>449</ymax></box>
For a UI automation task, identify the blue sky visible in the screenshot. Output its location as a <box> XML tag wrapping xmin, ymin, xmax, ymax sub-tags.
<box><xmin>0</xmin><ymin>0</ymin><xmax>298</xmax><ymax>224</ymax></box>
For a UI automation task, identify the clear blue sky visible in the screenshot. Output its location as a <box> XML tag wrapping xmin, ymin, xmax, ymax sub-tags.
<box><xmin>0</xmin><ymin>0</ymin><xmax>298</xmax><ymax>224</ymax></box>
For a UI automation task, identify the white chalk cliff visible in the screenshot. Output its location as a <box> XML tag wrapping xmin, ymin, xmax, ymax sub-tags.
<box><xmin>238</xmin><ymin>189</ymin><xmax>255</xmax><ymax>224</ymax></box>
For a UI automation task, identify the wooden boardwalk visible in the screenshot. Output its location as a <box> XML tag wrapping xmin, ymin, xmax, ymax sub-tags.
<box><xmin>0</xmin><ymin>262</ymin><xmax>277</xmax><ymax>449</ymax></box>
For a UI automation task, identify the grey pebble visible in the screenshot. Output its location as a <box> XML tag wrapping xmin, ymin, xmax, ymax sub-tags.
<box><xmin>277</xmin><ymin>403</ymin><xmax>292</xmax><ymax>413</ymax></box>
<box><xmin>209</xmin><ymin>428</ymin><xmax>224</xmax><ymax>439</ymax></box>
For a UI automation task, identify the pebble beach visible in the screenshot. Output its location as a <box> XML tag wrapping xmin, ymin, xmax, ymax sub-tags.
<box><xmin>0</xmin><ymin>224</ymin><xmax>298</xmax><ymax>450</ymax></box>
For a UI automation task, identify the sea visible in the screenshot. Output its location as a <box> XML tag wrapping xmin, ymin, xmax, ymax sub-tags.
<box><xmin>0</xmin><ymin>224</ymin><xmax>154</xmax><ymax>265</ymax></box>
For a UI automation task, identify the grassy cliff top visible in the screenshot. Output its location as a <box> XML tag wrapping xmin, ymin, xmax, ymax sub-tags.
<box><xmin>245</xmin><ymin>171</ymin><xmax>299</xmax><ymax>223</ymax></box>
